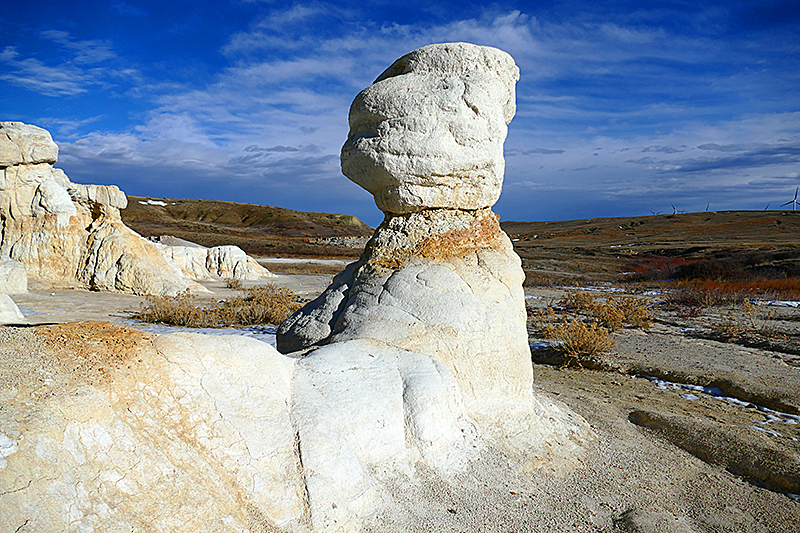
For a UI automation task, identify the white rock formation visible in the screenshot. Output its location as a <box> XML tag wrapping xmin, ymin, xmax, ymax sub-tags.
<box><xmin>280</xmin><ymin>43</ymin><xmax>534</xmax><ymax>410</ymax></box>
<box><xmin>158</xmin><ymin>242</ymin><xmax>274</xmax><ymax>281</ymax></box>
<box><xmin>0</xmin><ymin>257</ymin><xmax>27</xmax><ymax>294</ymax></box>
<box><xmin>0</xmin><ymin>121</ymin><xmax>272</xmax><ymax>295</ymax></box>
<box><xmin>275</xmin><ymin>42</ymin><xmax>590</xmax><ymax>526</ymax></box>
<box><xmin>0</xmin><ymin>293</ymin><xmax>25</xmax><ymax>324</ymax></box>
<box><xmin>341</xmin><ymin>42</ymin><xmax>518</xmax><ymax>215</ymax></box>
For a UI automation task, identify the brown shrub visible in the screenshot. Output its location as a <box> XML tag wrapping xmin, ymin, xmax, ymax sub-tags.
<box><xmin>595</xmin><ymin>296</ymin><xmax>652</xmax><ymax>330</ymax></box>
<box><xmin>135</xmin><ymin>284</ymin><xmax>302</xmax><ymax>328</ymax></box>
<box><xmin>558</xmin><ymin>290</ymin><xmax>596</xmax><ymax>311</ymax></box>
<box><xmin>541</xmin><ymin>319</ymin><xmax>616</xmax><ymax>357</ymax></box>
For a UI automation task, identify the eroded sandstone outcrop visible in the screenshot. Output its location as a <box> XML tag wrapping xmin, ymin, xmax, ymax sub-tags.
<box><xmin>157</xmin><ymin>241</ymin><xmax>274</xmax><ymax>281</ymax></box>
<box><xmin>0</xmin><ymin>122</ymin><xmax>271</xmax><ymax>295</ymax></box>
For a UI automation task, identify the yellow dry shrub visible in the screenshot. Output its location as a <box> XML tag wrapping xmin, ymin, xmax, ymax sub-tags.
<box><xmin>591</xmin><ymin>296</ymin><xmax>652</xmax><ymax>331</ymax></box>
<box><xmin>136</xmin><ymin>284</ymin><xmax>302</xmax><ymax>328</ymax></box>
<box><xmin>542</xmin><ymin>319</ymin><xmax>616</xmax><ymax>357</ymax></box>
<box><xmin>558</xmin><ymin>290</ymin><xmax>596</xmax><ymax>311</ymax></box>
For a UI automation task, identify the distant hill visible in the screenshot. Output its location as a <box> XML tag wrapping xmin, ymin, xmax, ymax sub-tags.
<box><xmin>122</xmin><ymin>196</ymin><xmax>373</xmax><ymax>258</ymax></box>
<box><xmin>502</xmin><ymin>210</ymin><xmax>800</xmax><ymax>283</ymax></box>
<box><xmin>122</xmin><ymin>198</ymin><xmax>800</xmax><ymax>280</ymax></box>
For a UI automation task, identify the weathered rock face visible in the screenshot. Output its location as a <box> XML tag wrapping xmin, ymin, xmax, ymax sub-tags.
<box><xmin>0</xmin><ymin>121</ymin><xmax>232</xmax><ymax>295</ymax></box>
<box><xmin>0</xmin><ymin>257</ymin><xmax>27</xmax><ymax>294</ymax></box>
<box><xmin>280</xmin><ymin>43</ymin><xmax>532</xmax><ymax>409</ymax></box>
<box><xmin>158</xmin><ymin>242</ymin><xmax>275</xmax><ymax>282</ymax></box>
<box><xmin>341</xmin><ymin>43</ymin><xmax>518</xmax><ymax>215</ymax></box>
<box><xmin>279</xmin><ymin>208</ymin><xmax>532</xmax><ymax>406</ymax></box>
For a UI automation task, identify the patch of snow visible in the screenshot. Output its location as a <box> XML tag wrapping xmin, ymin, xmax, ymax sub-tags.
<box><xmin>765</xmin><ymin>300</ymin><xmax>800</xmax><ymax>308</ymax></box>
<box><xmin>258</xmin><ymin>257</ymin><xmax>350</xmax><ymax>266</ymax></box>
<box><xmin>638</xmin><ymin>375</ymin><xmax>799</xmax><ymax>426</ymax></box>
<box><xmin>558</xmin><ymin>285</ymin><xmax>626</xmax><ymax>293</ymax></box>
<box><xmin>138</xmin><ymin>199</ymin><xmax>168</xmax><ymax>206</ymax></box>
<box><xmin>126</xmin><ymin>322</ymin><xmax>277</xmax><ymax>347</ymax></box>
<box><xmin>16</xmin><ymin>306</ymin><xmax>41</xmax><ymax>316</ymax></box>
<box><xmin>524</xmin><ymin>295</ymin><xmax>543</xmax><ymax>300</ymax></box>
<box><xmin>529</xmin><ymin>341</ymin><xmax>552</xmax><ymax>350</ymax></box>
<box><xmin>750</xmin><ymin>426</ymin><xmax>783</xmax><ymax>437</ymax></box>
<box><xmin>680</xmin><ymin>393</ymin><xmax>700</xmax><ymax>400</ymax></box>
<box><xmin>788</xmin><ymin>493</ymin><xmax>800</xmax><ymax>502</ymax></box>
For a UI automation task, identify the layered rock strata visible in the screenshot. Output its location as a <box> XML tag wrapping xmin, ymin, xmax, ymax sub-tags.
<box><xmin>0</xmin><ymin>122</ymin><xmax>270</xmax><ymax>295</ymax></box>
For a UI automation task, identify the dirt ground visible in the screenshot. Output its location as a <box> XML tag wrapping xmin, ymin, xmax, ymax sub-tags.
<box><xmin>3</xmin><ymin>275</ymin><xmax>799</xmax><ymax>531</ymax></box>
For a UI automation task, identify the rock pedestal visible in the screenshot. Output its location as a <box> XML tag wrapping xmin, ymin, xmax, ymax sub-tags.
<box><xmin>280</xmin><ymin>43</ymin><xmax>532</xmax><ymax>409</ymax></box>
<box><xmin>274</xmin><ymin>42</ymin><xmax>590</xmax><ymax>528</ymax></box>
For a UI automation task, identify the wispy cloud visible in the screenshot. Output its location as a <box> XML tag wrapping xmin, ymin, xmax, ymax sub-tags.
<box><xmin>5</xmin><ymin>2</ymin><xmax>797</xmax><ymax>223</ymax></box>
<box><xmin>39</xmin><ymin>30</ymin><xmax>116</xmax><ymax>64</ymax></box>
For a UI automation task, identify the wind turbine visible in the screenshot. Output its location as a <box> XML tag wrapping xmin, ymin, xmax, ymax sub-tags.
<box><xmin>781</xmin><ymin>187</ymin><xmax>799</xmax><ymax>211</ymax></box>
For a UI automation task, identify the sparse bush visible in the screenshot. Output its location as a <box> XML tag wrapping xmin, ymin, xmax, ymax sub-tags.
<box><xmin>718</xmin><ymin>299</ymin><xmax>778</xmax><ymax>340</ymax></box>
<box><xmin>596</xmin><ymin>296</ymin><xmax>652</xmax><ymax>330</ymax></box>
<box><xmin>135</xmin><ymin>284</ymin><xmax>302</xmax><ymax>328</ymax></box>
<box><xmin>542</xmin><ymin>319</ymin><xmax>616</xmax><ymax>357</ymax></box>
<box><xmin>135</xmin><ymin>290</ymin><xmax>211</xmax><ymax>327</ymax></box>
<box><xmin>590</xmin><ymin>299</ymin><xmax>626</xmax><ymax>331</ymax></box>
<box><xmin>558</xmin><ymin>290</ymin><xmax>596</xmax><ymax>311</ymax></box>
<box><xmin>219</xmin><ymin>285</ymin><xmax>303</xmax><ymax>326</ymax></box>
<box><xmin>225</xmin><ymin>278</ymin><xmax>244</xmax><ymax>290</ymax></box>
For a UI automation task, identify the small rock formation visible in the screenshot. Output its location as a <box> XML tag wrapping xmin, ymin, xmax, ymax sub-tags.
<box><xmin>0</xmin><ymin>257</ymin><xmax>27</xmax><ymax>294</ymax></box>
<box><xmin>0</xmin><ymin>122</ymin><xmax>271</xmax><ymax>295</ymax></box>
<box><xmin>0</xmin><ymin>294</ymin><xmax>25</xmax><ymax>324</ymax></box>
<box><xmin>156</xmin><ymin>241</ymin><xmax>274</xmax><ymax>281</ymax></box>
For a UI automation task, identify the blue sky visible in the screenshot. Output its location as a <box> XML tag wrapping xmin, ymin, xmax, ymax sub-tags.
<box><xmin>2</xmin><ymin>1</ymin><xmax>799</xmax><ymax>225</ymax></box>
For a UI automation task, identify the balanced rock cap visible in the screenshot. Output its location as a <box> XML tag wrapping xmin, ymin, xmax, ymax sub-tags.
<box><xmin>341</xmin><ymin>42</ymin><xmax>519</xmax><ymax>215</ymax></box>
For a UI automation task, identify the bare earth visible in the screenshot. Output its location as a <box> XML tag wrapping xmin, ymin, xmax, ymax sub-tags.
<box><xmin>3</xmin><ymin>273</ymin><xmax>799</xmax><ymax>531</ymax></box>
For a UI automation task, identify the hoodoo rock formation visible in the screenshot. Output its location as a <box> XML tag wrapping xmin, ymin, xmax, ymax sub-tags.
<box><xmin>0</xmin><ymin>122</ymin><xmax>271</xmax><ymax>295</ymax></box>
<box><xmin>0</xmin><ymin>45</ymin><xmax>589</xmax><ymax>533</ymax></box>
<box><xmin>274</xmin><ymin>42</ymin><xmax>590</xmax><ymax>527</ymax></box>
<box><xmin>279</xmin><ymin>43</ymin><xmax>533</xmax><ymax>410</ymax></box>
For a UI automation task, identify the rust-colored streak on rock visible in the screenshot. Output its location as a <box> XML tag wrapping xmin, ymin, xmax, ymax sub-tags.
<box><xmin>34</xmin><ymin>321</ymin><xmax>150</xmax><ymax>385</ymax></box>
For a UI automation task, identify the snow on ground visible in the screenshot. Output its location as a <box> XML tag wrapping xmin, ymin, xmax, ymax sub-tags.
<box><xmin>257</xmin><ymin>257</ymin><xmax>350</xmax><ymax>266</ymax></box>
<box><xmin>138</xmin><ymin>199</ymin><xmax>173</xmax><ymax>206</ymax></box>
<box><xmin>638</xmin><ymin>375</ymin><xmax>800</xmax><ymax>439</ymax></box>
<box><xmin>765</xmin><ymin>301</ymin><xmax>800</xmax><ymax>308</ymax></box>
<box><xmin>124</xmin><ymin>321</ymin><xmax>278</xmax><ymax>347</ymax></box>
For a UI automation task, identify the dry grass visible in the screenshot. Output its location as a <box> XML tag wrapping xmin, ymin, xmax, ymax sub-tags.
<box><xmin>542</xmin><ymin>319</ymin><xmax>616</xmax><ymax>357</ymax></box>
<box><xmin>593</xmin><ymin>296</ymin><xmax>653</xmax><ymax>331</ymax></box>
<box><xmin>556</xmin><ymin>290</ymin><xmax>652</xmax><ymax>331</ymax></box>
<box><xmin>225</xmin><ymin>278</ymin><xmax>244</xmax><ymax>290</ymax></box>
<box><xmin>135</xmin><ymin>284</ymin><xmax>303</xmax><ymax>328</ymax></box>
<box><xmin>558</xmin><ymin>290</ymin><xmax>596</xmax><ymax>311</ymax></box>
<box><xmin>718</xmin><ymin>300</ymin><xmax>781</xmax><ymax>341</ymax></box>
